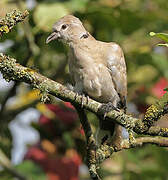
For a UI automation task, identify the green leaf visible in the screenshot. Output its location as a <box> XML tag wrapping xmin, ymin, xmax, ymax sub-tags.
<box><xmin>163</xmin><ymin>87</ymin><xmax>168</xmax><ymax>92</ymax></box>
<box><xmin>157</xmin><ymin>43</ymin><xmax>168</xmax><ymax>47</ymax></box>
<box><xmin>33</xmin><ymin>3</ymin><xmax>69</xmax><ymax>32</ymax></box>
<box><xmin>0</xmin><ymin>161</ymin><xmax>47</xmax><ymax>180</ymax></box>
<box><xmin>149</xmin><ymin>32</ymin><xmax>168</xmax><ymax>43</ymax></box>
<box><xmin>63</xmin><ymin>132</ymin><xmax>74</xmax><ymax>148</ymax></box>
<box><xmin>15</xmin><ymin>160</ymin><xmax>47</xmax><ymax>180</ymax></box>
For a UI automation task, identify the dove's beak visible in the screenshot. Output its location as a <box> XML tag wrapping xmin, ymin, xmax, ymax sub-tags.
<box><xmin>46</xmin><ymin>32</ymin><xmax>60</xmax><ymax>44</ymax></box>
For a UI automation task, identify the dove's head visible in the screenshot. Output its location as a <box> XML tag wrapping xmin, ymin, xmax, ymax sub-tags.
<box><xmin>46</xmin><ymin>15</ymin><xmax>88</xmax><ymax>44</ymax></box>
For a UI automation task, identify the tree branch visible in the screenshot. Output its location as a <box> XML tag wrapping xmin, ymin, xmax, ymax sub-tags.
<box><xmin>74</xmin><ymin>105</ymin><xmax>100</xmax><ymax>180</ymax></box>
<box><xmin>1</xmin><ymin>10</ymin><xmax>168</xmax><ymax>180</ymax></box>
<box><xmin>0</xmin><ymin>10</ymin><xmax>29</xmax><ymax>36</ymax></box>
<box><xmin>1</xmin><ymin>53</ymin><xmax>168</xmax><ymax>180</ymax></box>
<box><xmin>120</xmin><ymin>136</ymin><xmax>168</xmax><ymax>150</ymax></box>
<box><xmin>0</xmin><ymin>53</ymin><xmax>167</xmax><ymax>136</ymax></box>
<box><xmin>0</xmin><ymin>54</ymin><xmax>139</xmax><ymax>130</ymax></box>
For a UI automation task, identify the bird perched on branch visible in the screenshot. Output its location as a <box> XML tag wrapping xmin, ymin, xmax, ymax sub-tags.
<box><xmin>46</xmin><ymin>15</ymin><xmax>127</xmax><ymax>148</ymax></box>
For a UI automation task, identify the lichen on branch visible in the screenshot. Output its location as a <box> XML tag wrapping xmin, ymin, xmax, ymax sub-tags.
<box><xmin>0</xmin><ymin>53</ymin><xmax>141</xmax><ymax>132</ymax></box>
<box><xmin>0</xmin><ymin>53</ymin><xmax>168</xmax><ymax>137</ymax></box>
<box><xmin>0</xmin><ymin>10</ymin><xmax>29</xmax><ymax>36</ymax></box>
<box><xmin>143</xmin><ymin>93</ymin><xmax>168</xmax><ymax>129</ymax></box>
<box><xmin>1</xmin><ymin>10</ymin><xmax>168</xmax><ymax>180</ymax></box>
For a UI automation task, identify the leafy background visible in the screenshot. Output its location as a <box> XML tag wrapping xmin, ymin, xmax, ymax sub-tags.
<box><xmin>0</xmin><ymin>0</ymin><xmax>168</xmax><ymax>179</ymax></box>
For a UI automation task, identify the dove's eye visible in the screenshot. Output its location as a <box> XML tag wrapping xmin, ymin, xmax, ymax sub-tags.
<box><xmin>61</xmin><ymin>24</ymin><xmax>68</xmax><ymax>30</ymax></box>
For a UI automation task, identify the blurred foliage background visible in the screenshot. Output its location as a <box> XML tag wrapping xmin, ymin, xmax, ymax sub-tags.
<box><xmin>1</xmin><ymin>0</ymin><xmax>168</xmax><ymax>179</ymax></box>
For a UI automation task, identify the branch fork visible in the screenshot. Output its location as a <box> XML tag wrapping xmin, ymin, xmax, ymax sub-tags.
<box><xmin>1</xmin><ymin>10</ymin><xmax>168</xmax><ymax>180</ymax></box>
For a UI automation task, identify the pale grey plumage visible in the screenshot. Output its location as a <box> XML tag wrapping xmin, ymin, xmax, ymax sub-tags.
<box><xmin>46</xmin><ymin>15</ymin><xmax>127</xmax><ymax>147</ymax></box>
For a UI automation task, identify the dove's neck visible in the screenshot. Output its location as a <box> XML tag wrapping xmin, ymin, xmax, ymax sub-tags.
<box><xmin>69</xmin><ymin>33</ymin><xmax>96</xmax><ymax>50</ymax></box>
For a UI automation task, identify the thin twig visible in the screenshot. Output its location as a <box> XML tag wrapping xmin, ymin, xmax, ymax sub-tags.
<box><xmin>120</xmin><ymin>136</ymin><xmax>168</xmax><ymax>150</ymax></box>
<box><xmin>74</xmin><ymin>105</ymin><xmax>100</xmax><ymax>180</ymax></box>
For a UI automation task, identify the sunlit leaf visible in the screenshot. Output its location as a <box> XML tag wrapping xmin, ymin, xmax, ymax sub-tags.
<box><xmin>157</xmin><ymin>43</ymin><xmax>168</xmax><ymax>47</ymax></box>
<box><xmin>6</xmin><ymin>89</ymin><xmax>40</xmax><ymax>111</ymax></box>
<box><xmin>150</xmin><ymin>32</ymin><xmax>168</xmax><ymax>43</ymax></box>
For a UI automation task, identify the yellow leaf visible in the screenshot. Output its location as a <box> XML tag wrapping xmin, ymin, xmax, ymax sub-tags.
<box><xmin>36</xmin><ymin>103</ymin><xmax>56</xmax><ymax>119</ymax></box>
